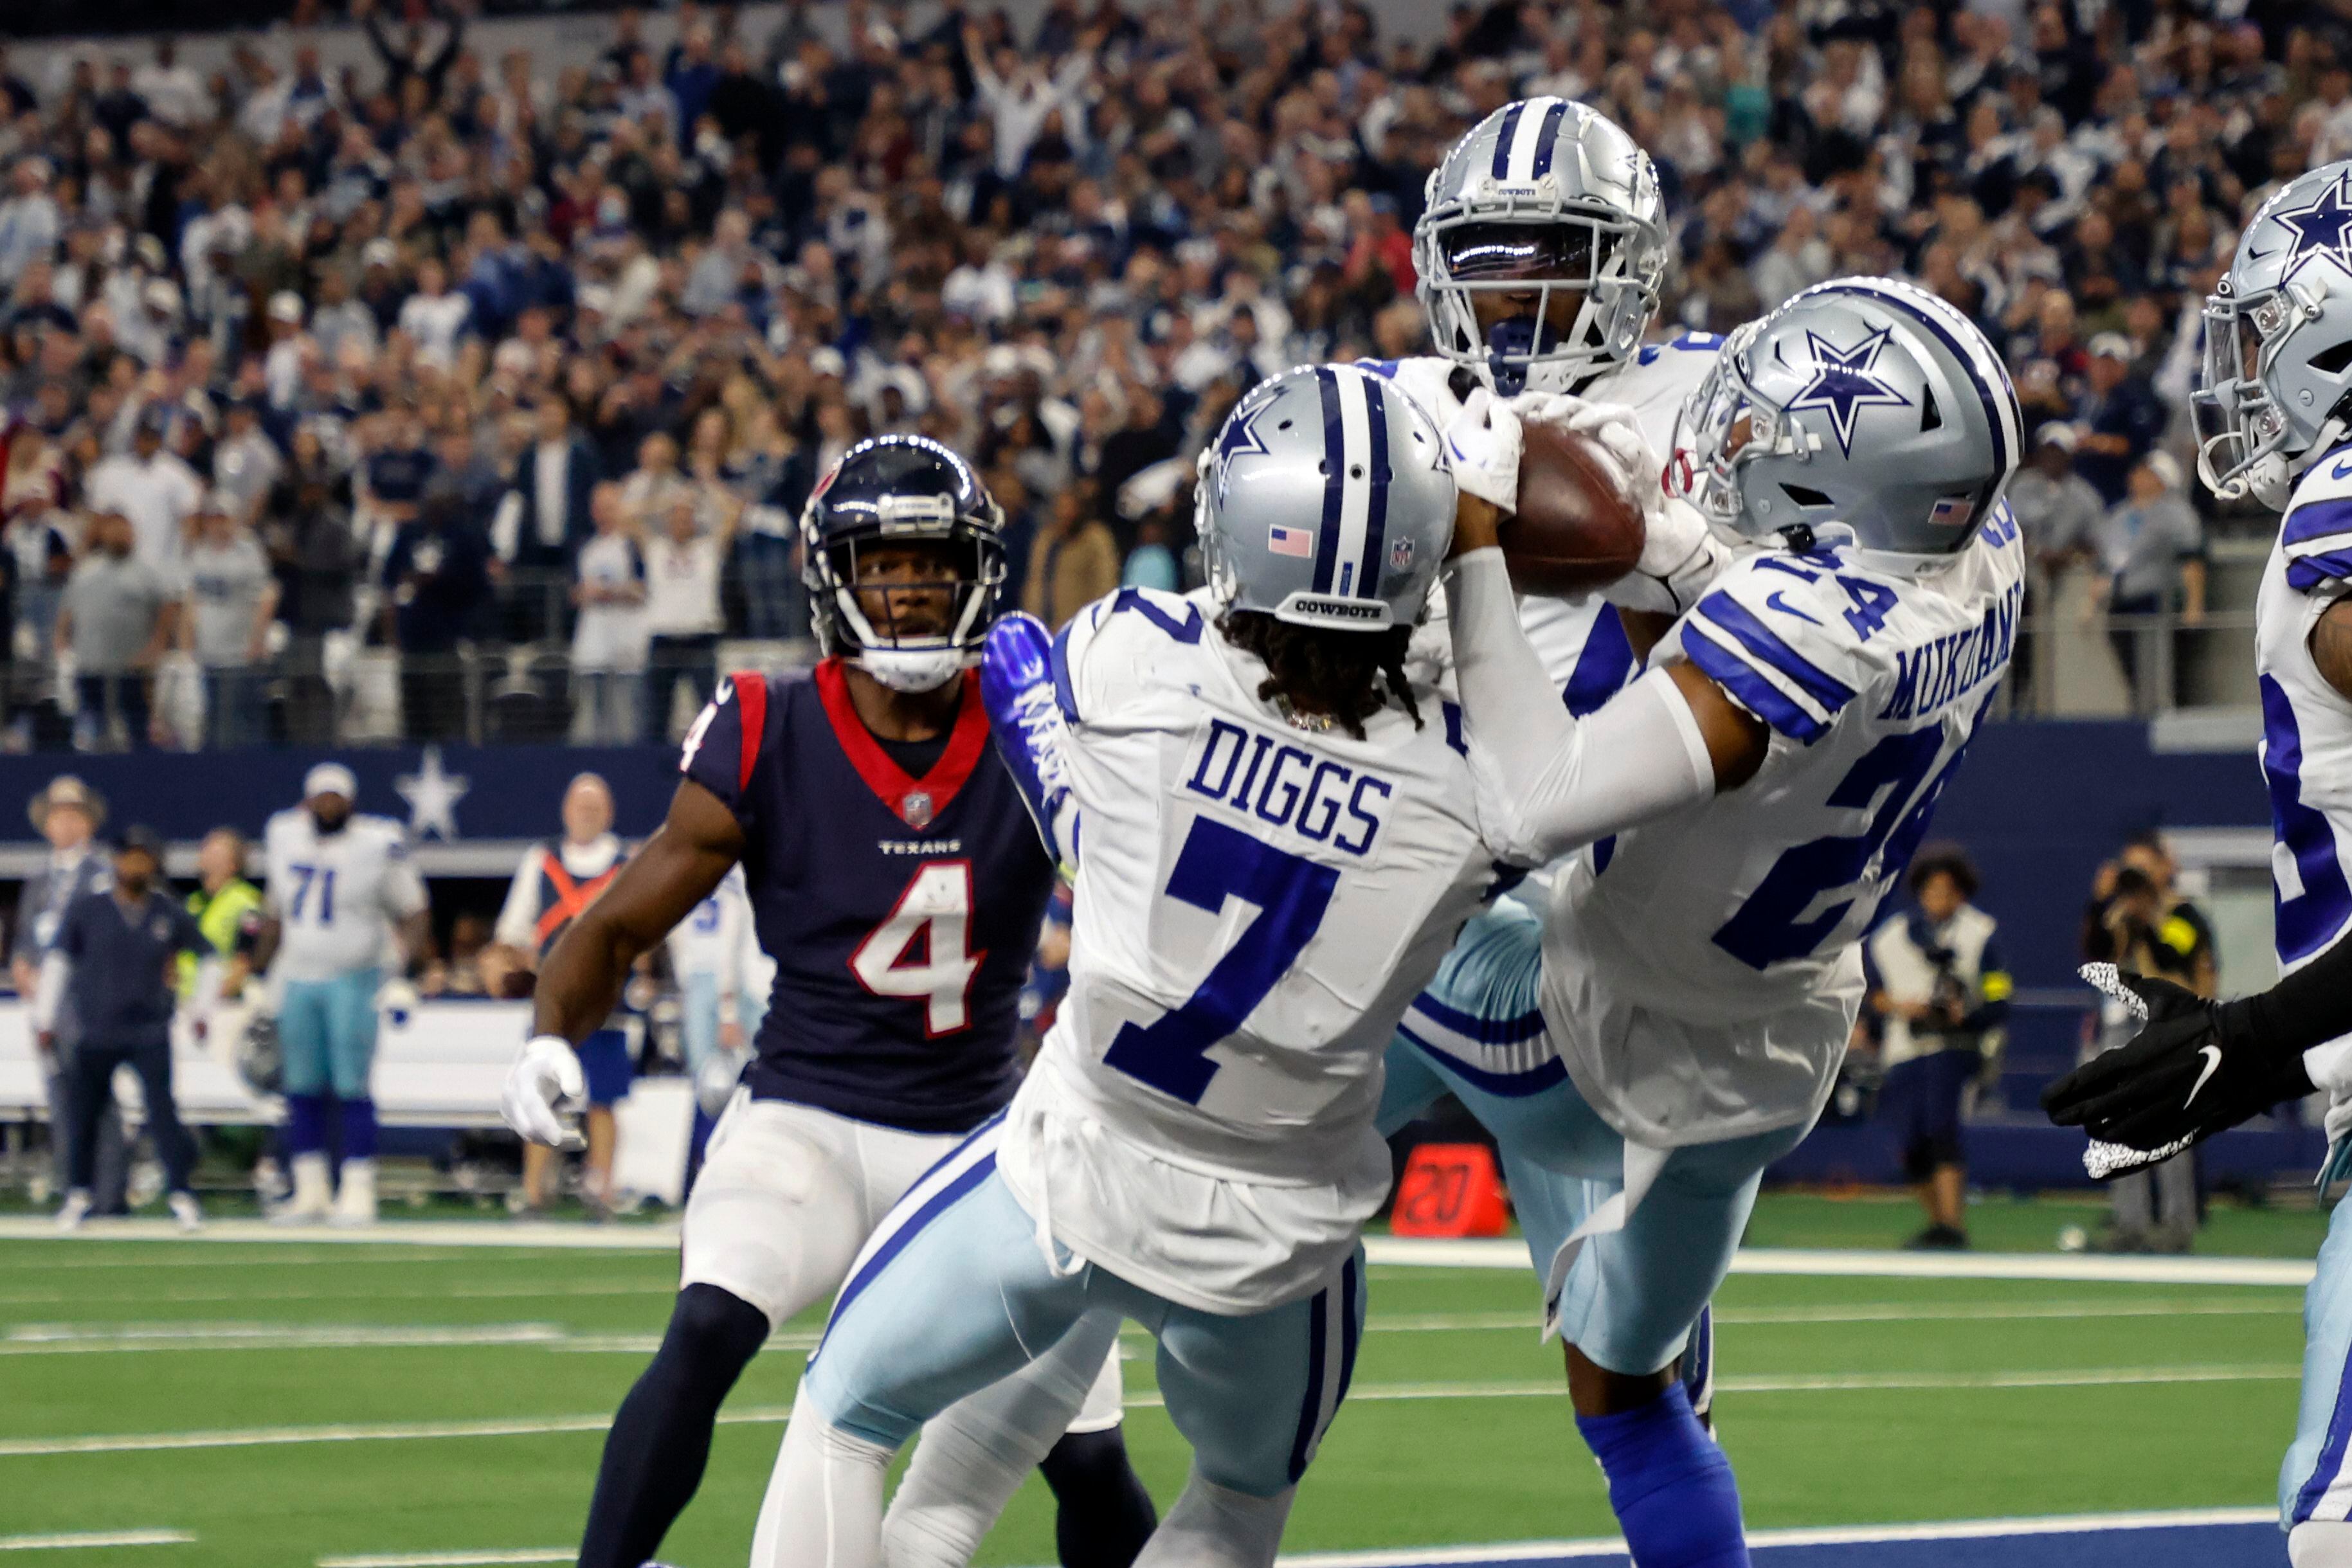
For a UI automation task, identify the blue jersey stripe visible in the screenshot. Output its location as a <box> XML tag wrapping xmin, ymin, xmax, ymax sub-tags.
<box><xmin>1359</xmin><ymin>375</ymin><xmax>1393</xmax><ymax>598</ymax></box>
<box><xmin>1489</xmin><ymin>102</ymin><xmax>1525</xmax><ymax>179</ymax></box>
<box><xmin>1563</xmin><ymin>606</ymin><xmax>1636</xmax><ymax>717</ymax></box>
<box><xmin>1313</xmin><ymin>366</ymin><xmax>1345</xmax><ymax>594</ymax></box>
<box><xmin>2289</xmin><ymin>552</ymin><xmax>2352</xmax><ymax>591</ymax></box>
<box><xmin>1694</xmin><ymin>593</ymin><xmax>1856</xmax><ymax>711</ymax></box>
<box><xmin>1683</xmin><ymin>622</ymin><xmax>1827</xmax><ymax>742</ymax></box>
<box><xmin>1397</xmin><ymin>1020</ymin><xmax>1570</xmax><ymax>1098</ymax></box>
<box><xmin>1528</xmin><ymin>98</ymin><xmax>1570</xmax><ymax>179</ymax></box>
<box><xmin>1407</xmin><ymin>991</ymin><xmax>1545</xmax><ymax>1045</ymax></box>
<box><xmin>2286</xmin><ymin>498</ymin><xmax>2352</xmax><ymax>548</ymax></box>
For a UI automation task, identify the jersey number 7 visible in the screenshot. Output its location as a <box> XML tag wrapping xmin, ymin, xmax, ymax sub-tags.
<box><xmin>1103</xmin><ymin>816</ymin><xmax>1339</xmax><ymax>1104</ymax></box>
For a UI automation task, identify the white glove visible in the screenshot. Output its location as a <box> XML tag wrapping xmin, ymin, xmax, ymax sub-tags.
<box><xmin>502</xmin><ymin>1034</ymin><xmax>586</xmax><ymax>1149</ymax></box>
<box><xmin>1514</xmin><ymin>393</ymin><xmax>1728</xmax><ymax>616</ymax></box>
<box><xmin>1442</xmin><ymin>386</ymin><xmax>1523</xmax><ymax>512</ymax></box>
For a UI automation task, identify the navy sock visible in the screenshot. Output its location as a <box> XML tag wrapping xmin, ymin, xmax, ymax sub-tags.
<box><xmin>285</xmin><ymin>1094</ymin><xmax>327</xmax><ymax>1157</ymax></box>
<box><xmin>338</xmin><ymin>1098</ymin><xmax>378</xmax><ymax>1161</ymax></box>
<box><xmin>1575</xmin><ymin>1382</ymin><xmax>1749</xmax><ymax>1568</ymax></box>
<box><xmin>1038</xmin><ymin>1426</ymin><xmax>1158</xmax><ymax>1568</ymax></box>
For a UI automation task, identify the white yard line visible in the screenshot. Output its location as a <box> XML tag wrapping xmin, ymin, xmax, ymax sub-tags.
<box><xmin>1</xmin><ymin>1221</ymin><xmax>2312</xmax><ymax>1288</ymax></box>
<box><xmin>1266</xmin><ymin>1506</ymin><xmax>2278</xmax><ymax>1566</ymax></box>
<box><xmin>0</xmin><ymin>1364</ymin><xmax>2301</xmax><ymax>1459</ymax></box>
<box><xmin>0</xmin><ymin>1279</ymin><xmax>673</xmax><ymax>1308</ymax></box>
<box><xmin>316</xmin><ymin>1552</ymin><xmax>572</xmax><ymax>1567</ymax></box>
<box><xmin>0</xmin><ymin>1531</ymin><xmax>194</xmax><ymax>1553</ymax></box>
<box><xmin>0</xmin><ymin>1323</ymin><xmax>570</xmax><ymax>1355</ymax></box>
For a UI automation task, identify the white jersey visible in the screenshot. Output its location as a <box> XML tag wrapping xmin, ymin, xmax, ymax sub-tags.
<box><xmin>1371</xmin><ymin>334</ymin><xmax>1724</xmax><ymax>696</ymax></box>
<box><xmin>262</xmin><ymin>810</ymin><xmax>426</xmax><ymax>982</ymax></box>
<box><xmin>1000</xmin><ymin>587</ymin><xmax>1506</xmax><ymax>1313</ymax></box>
<box><xmin>1541</xmin><ymin>509</ymin><xmax>2027</xmax><ymax>1147</ymax></box>
<box><xmin>2256</xmin><ymin>449</ymin><xmax>2352</xmax><ymax>1139</ymax></box>
<box><xmin>670</xmin><ymin>863</ymin><xmax>755</xmax><ymax>984</ymax></box>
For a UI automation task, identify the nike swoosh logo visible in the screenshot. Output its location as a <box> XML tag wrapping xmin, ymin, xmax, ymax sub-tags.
<box><xmin>1765</xmin><ymin>591</ymin><xmax>1822</xmax><ymax>624</ymax></box>
<box><xmin>1448</xmin><ymin>436</ymin><xmax>1473</xmax><ymax>465</ymax></box>
<box><xmin>2184</xmin><ymin>1044</ymin><xmax>2223</xmax><ymax>1109</ymax></box>
<box><xmin>2248</xmin><ymin>245</ymin><xmax>2273</xmax><ymax>260</ymax></box>
<box><xmin>2332</xmin><ymin>456</ymin><xmax>2352</xmax><ymax>480</ymax></box>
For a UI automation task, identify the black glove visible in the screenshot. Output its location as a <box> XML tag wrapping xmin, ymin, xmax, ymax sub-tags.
<box><xmin>2042</xmin><ymin>964</ymin><xmax>2314</xmax><ymax>1164</ymax></box>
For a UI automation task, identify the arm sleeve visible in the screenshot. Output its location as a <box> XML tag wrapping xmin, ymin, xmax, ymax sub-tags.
<box><xmin>2230</xmin><ymin>930</ymin><xmax>2352</xmax><ymax>1093</ymax></box>
<box><xmin>1447</xmin><ymin>548</ymin><xmax>1715</xmax><ymax>865</ymax></box>
<box><xmin>492</xmin><ymin>858</ymin><xmax>541</xmax><ymax>951</ymax></box>
<box><xmin>679</xmin><ymin>671</ymin><xmax>769</xmax><ymax>834</ymax></box>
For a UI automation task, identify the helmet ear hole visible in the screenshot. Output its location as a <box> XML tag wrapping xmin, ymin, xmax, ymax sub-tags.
<box><xmin>2310</xmin><ymin>338</ymin><xmax>2352</xmax><ymax>376</ymax></box>
<box><xmin>1919</xmin><ymin>386</ymin><xmax>1942</xmax><ymax>432</ymax></box>
<box><xmin>1781</xmin><ymin>483</ymin><xmax>1834</xmax><ymax>508</ymax></box>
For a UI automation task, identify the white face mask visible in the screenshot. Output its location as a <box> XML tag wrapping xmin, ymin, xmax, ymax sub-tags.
<box><xmin>856</xmin><ymin>646</ymin><xmax>967</xmax><ymax>693</ymax></box>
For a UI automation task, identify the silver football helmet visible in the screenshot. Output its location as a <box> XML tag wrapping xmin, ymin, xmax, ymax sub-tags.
<box><xmin>1196</xmin><ymin>364</ymin><xmax>1454</xmax><ymax>631</ymax></box>
<box><xmin>2195</xmin><ymin>160</ymin><xmax>2352</xmax><ymax>506</ymax></box>
<box><xmin>1414</xmin><ymin>97</ymin><xmax>1671</xmax><ymax>397</ymax></box>
<box><xmin>1670</xmin><ymin>277</ymin><xmax>2022</xmax><ymax>557</ymax></box>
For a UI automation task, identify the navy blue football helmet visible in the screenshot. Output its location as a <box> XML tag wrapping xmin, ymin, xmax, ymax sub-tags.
<box><xmin>801</xmin><ymin>435</ymin><xmax>1008</xmax><ymax>692</ymax></box>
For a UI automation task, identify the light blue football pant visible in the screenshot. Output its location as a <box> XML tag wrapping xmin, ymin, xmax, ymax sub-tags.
<box><xmin>797</xmin><ymin>1116</ymin><xmax>1364</xmax><ymax>1500</ymax></box>
<box><xmin>1377</xmin><ymin>900</ymin><xmax>1811</xmax><ymax>1377</ymax></box>
<box><xmin>278</xmin><ymin>969</ymin><xmax>381</xmax><ymax>1099</ymax></box>
<box><xmin>679</xmin><ymin>971</ymin><xmax>768</xmax><ymax>1076</ymax></box>
<box><xmin>2282</xmin><ymin>1176</ymin><xmax>2352</xmax><ymax>1533</ymax></box>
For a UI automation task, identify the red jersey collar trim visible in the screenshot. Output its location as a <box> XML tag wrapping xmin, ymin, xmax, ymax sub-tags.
<box><xmin>812</xmin><ymin>658</ymin><xmax>988</xmax><ymax>830</ymax></box>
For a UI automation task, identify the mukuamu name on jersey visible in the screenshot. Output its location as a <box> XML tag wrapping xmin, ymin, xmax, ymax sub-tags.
<box><xmin>1184</xmin><ymin>717</ymin><xmax>1394</xmax><ymax>856</ymax></box>
<box><xmin>1876</xmin><ymin>579</ymin><xmax>2022</xmax><ymax>724</ymax></box>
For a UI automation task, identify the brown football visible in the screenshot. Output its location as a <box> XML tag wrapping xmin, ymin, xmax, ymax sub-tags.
<box><xmin>1500</xmin><ymin>419</ymin><xmax>1647</xmax><ymax>597</ymax></box>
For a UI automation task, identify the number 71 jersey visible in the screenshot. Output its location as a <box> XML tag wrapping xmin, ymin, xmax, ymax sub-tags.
<box><xmin>1544</xmin><ymin>513</ymin><xmax>2026</xmax><ymax>1148</ymax></box>
<box><xmin>1002</xmin><ymin>588</ymin><xmax>1506</xmax><ymax>1313</ymax></box>
<box><xmin>680</xmin><ymin>661</ymin><xmax>1058</xmax><ymax>1135</ymax></box>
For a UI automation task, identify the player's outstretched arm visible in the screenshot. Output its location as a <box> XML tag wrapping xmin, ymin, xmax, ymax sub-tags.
<box><xmin>1445</xmin><ymin>499</ymin><xmax>1762</xmax><ymax>865</ymax></box>
<box><xmin>502</xmin><ymin>782</ymin><xmax>743</xmax><ymax>1148</ymax></box>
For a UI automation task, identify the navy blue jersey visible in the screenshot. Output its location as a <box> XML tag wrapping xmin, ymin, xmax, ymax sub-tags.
<box><xmin>680</xmin><ymin>659</ymin><xmax>1056</xmax><ymax>1133</ymax></box>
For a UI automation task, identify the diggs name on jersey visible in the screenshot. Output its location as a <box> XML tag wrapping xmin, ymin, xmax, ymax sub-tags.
<box><xmin>1183</xmin><ymin>717</ymin><xmax>1393</xmax><ymax>857</ymax></box>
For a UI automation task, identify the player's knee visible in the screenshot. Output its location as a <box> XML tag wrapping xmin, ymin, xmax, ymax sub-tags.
<box><xmin>2293</xmin><ymin>1521</ymin><xmax>2352</xmax><ymax>1567</ymax></box>
<box><xmin>664</xmin><ymin>1282</ymin><xmax>770</xmax><ymax>1380</ymax></box>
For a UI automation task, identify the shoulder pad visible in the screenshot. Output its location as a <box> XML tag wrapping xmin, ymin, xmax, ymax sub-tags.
<box><xmin>1353</xmin><ymin>356</ymin><xmax>1463</xmax><ymax>424</ymax></box>
<box><xmin>1676</xmin><ymin>554</ymin><xmax>1874</xmax><ymax>744</ymax></box>
<box><xmin>2283</xmin><ymin>444</ymin><xmax>2352</xmax><ymax>593</ymax></box>
<box><xmin>1053</xmin><ymin>588</ymin><xmax>1208</xmax><ymax>722</ymax></box>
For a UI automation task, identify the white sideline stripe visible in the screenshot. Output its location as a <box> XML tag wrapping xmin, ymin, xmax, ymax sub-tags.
<box><xmin>316</xmin><ymin>1552</ymin><xmax>571</xmax><ymax>1567</ymax></box>
<box><xmin>0</xmin><ymin>1364</ymin><xmax>2302</xmax><ymax>1458</ymax></box>
<box><xmin>0</xmin><ymin>1323</ymin><xmax>569</xmax><ymax>1355</ymax></box>
<box><xmin>1328</xmin><ymin>1297</ymin><xmax>2302</xmax><ymax>1335</ymax></box>
<box><xmin>0</xmin><ymin>1222</ymin><xmax>2317</xmax><ymax>1286</ymax></box>
<box><xmin>0</xmin><ymin>1532</ymin><xmax>193</xmax><ymax>1553</ymax></box>
<box><xmin>0</xmin><ymin>1279</ymin><xmax>673</xmax><ymax>1307</ymax></box>
<box><xmin>1264</xmin><ymin>1507</ymin><xmax>2279</xmax><ymax>1566</ymax></box>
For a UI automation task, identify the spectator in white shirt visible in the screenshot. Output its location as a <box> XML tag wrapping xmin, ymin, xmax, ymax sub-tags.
<box><xmin>0</xmin><ymin>157</ymin><xmax>60</xmax><ymax>289</ymax></box>
<box><xmin>210</xmin><ymin>398</ymin><xmax>284</xmax><ymax>527</ymax></box>
<box><xmin>179</xmin><ymin>493</ymin><xmax>278</xmax><ymax>748</ymax></box>
<box><xmin>570</xmin><ymin>483</ymin><xmax>649</xmax><ymax>744</ymax></box>
<box><xmin>84</xmin><ymin>406</ymin><xmax>203</xmax><ymax>575</ymax></box>
<box><xmin>644</xmin><ymin>491</ymin><xmax>737</xmax><ymax>738</ymax></box>
<box><xmin>131</xmin><ymin>39</ymin><xmax>209</xmax><ymax>128</ymax></box>
<box><xmin>395</xmin><ymin>257</ymin><xmax>471</xmax><ymax>372</ymax></box>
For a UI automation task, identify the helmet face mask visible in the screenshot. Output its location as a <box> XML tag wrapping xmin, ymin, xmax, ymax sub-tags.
<box><xmin>802</xmin><ymin>437</ymin><xmax>1007</xmax><ymax>692</ymax></box>
<box><xmin>1414</xmin><ymin>100</ymin><xmax>1669</xmax><ymax>397</ymax></box>
<box><xmin>2195</xmin><ymin>161</ymin><xmax>2352</xmax><ymax>506</ymax></box>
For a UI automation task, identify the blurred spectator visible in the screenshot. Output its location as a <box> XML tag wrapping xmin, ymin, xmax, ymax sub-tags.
<box><xmin>571</xmin><ymin>483</ymin><xmax>650</xmax><ymax>744</ymax></box>
<box><xmin>2005</xmin><ymin>424</ymin><xmax>2102</xmax><ymax>712</ymax></box>
<box><xmin>181</xmin><ymin>827</ymin><xmax>264</xmax><ymax>1007</ymax></box>
<box><xmin>383</xmin><ymin>487</ymin><xmax>493</xmax><ymax>743</ymax></box>
<box><xmin>180</xmin><ymin>492</ymin><xmax>278</xmax><ymax>749</ymax></box>
<box><xmin>12</xmin><ymin>777</ymin><xmax>123</xmax><ymax>1212</ymax></box>
<box><xmin>85</xmin><ymin>407</ymin><xmax>201</xmax><ymax>575</ymax></box>
<box><xmin>57</xmin><ymin>506</ymin><xmax>176</xmax><ymax>750</ymax></box>
<box><xmin>2081</xmin><ymin>834</ymin><xmax>2217</xmax><ymax>1253</ymax></box>
<box><xmin>1022</xmin><ymin>486</ymin><xmax>1118</xmax><ymax>631</ymax></box>
<box><xmin>2072</xmin><ymin>334</ymin><xmax>2169</xmax><ymax>507</ymax></box>
<box><xmin>492</xmin><ymin>397</ymin><xmax>599</xmax><ymax>642</ymax></box>
<box><xmin>2091</xmin><ymin>451</ymin><xmax>2206</xmax><ymax>710</ymax></box>
<box><xmin>484</xmin><ymin>772</ymin><xmax>629</xmax><ymax>1216</ymax></box>
<box><xmin>645</xmin><ymin>491</ymin><xmax>734</xmax><ymax>739</ymax></box>
<box><xmin>264</xmin><ymin>450</ymin><xmax>360</xmax><ymax>746</ymax></box>
<box><xmin>41</xmin><ymin>826</ymin><xmax>209</xmax><ymax>1233</ymax></box>
<box><xmin>1865</xmin><ymin>845</ymin><xmax>2011</xmax><ymax>1252</ymax></box>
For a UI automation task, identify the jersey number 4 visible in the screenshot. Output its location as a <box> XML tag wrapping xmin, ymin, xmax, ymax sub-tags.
<box><xmin>849</xmin><ymin>862</ymin><xmax>982</xmax><ymax>1035</ymax></box>
<box><xmin>1103</xmin><ymin>816</ymin><xmax>1337</xmax><ymax>1104</ymax></box>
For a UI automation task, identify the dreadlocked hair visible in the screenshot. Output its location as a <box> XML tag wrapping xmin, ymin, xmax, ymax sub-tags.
<box><xmin>1216</xmin><ymin>610</ymin><xmax>1422</xmax><ymax>742</ymax></box>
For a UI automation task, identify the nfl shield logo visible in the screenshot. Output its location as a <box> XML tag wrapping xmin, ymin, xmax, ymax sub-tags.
<box><xmin>1389</xmin><ymin>536</ymin><xmax>1415</xmax><ymax>570</ymax></box>
<box><xmin>901</xmin><ymin>790</ymin><xmax>935</xmax><ymax>830</ymax></box>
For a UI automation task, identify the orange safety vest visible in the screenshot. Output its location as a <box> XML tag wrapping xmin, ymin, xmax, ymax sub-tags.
<box><xmin>534</xmin><ymin>847</ymin><xmax>621</xmax><ymax>953</ymax></box>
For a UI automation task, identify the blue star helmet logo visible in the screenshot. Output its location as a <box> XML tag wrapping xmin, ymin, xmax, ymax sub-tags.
<box><xmin>1786</xmin><ymin>326</ymin><xmax>1911</xmax><ymax>458</ymax></box>
<box><xmin>2269</xmin><ymin>169</ymin><xmax>2352</xmax><ymax>282</ymax></box>
<box><xmin>1215</xmin><ymin>396</ymin><xmax>1274</xmax><ymax>505</ymax></box>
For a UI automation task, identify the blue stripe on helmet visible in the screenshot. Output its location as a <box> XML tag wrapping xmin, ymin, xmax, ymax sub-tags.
<box><xmin>1827</xmin><ymin>280</ymin><xmax>2015</xmax><ymax>523</ymax></box>
<box><xmin>1314</xmin><ymin>366</ymin><xmax>1346</xmax><ymax>594</ymax></box>
<box><xmin>1683</xmin><ymin>622</ymin><xmax>1827</xmax><ymax>743</ymax></box>
<box><xmin>1489</xmin><ymin>102</ymin><xmax>1526</xmax><ymax>179</ymax></box>
<box><xmin>1358</xmin><ymin>375</ymin><xmax>1392</xmax><ymax>599</ymax></box>
<box><xmin>1528</xmin><ymin>98</ymin><xmax>1570</xmax><ymax>179</ymax></box>
<box><xmin>1694</xmin><ymin>592</ymin><xmax>1856</xmax><ymax>712</ymax></box>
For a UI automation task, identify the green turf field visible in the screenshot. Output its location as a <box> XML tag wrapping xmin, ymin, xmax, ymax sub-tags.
<box><xmin>0</xmin><ymin>1192</ymin><xmax>2325</xmax><ymax>1567</ymax></box>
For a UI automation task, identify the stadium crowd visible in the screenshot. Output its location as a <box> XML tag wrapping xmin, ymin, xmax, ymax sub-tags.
<box><xmin>0</xmin><ymin>0</ymin><xmax>2325</xmax><ymax>746</ymax></box>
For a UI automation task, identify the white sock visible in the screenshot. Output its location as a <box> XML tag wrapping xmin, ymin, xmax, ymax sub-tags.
<box><xmin>2294</xmin><ymin>1521</ymin><xmax>2352</xmax><ymax>1567</ymax></box>
<box><xmin>882</xmin><ymin>1315</ymin><xmax>1117</xmax><ymax>1567</ymax></box>
<box><xmin>1134</xmin><ymin>1466</ymin><xmax>1294</xmax><ymax>1568</ymax></box>
<box><xmin>749</xmin><ymin>1404</ymin><xmax>894</xmax><ymax>1568</ymax></box>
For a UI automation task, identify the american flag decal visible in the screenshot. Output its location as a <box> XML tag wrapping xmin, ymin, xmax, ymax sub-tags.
<box><xmin>1930</xmin><ymin>496</ymin><xmax>1975</xmax><ymax>528</ymax></box>
<box><xmin>1269</xmin><ymin>523</ymin><xmax>1314</xmax><ymax>558</ymax></box>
